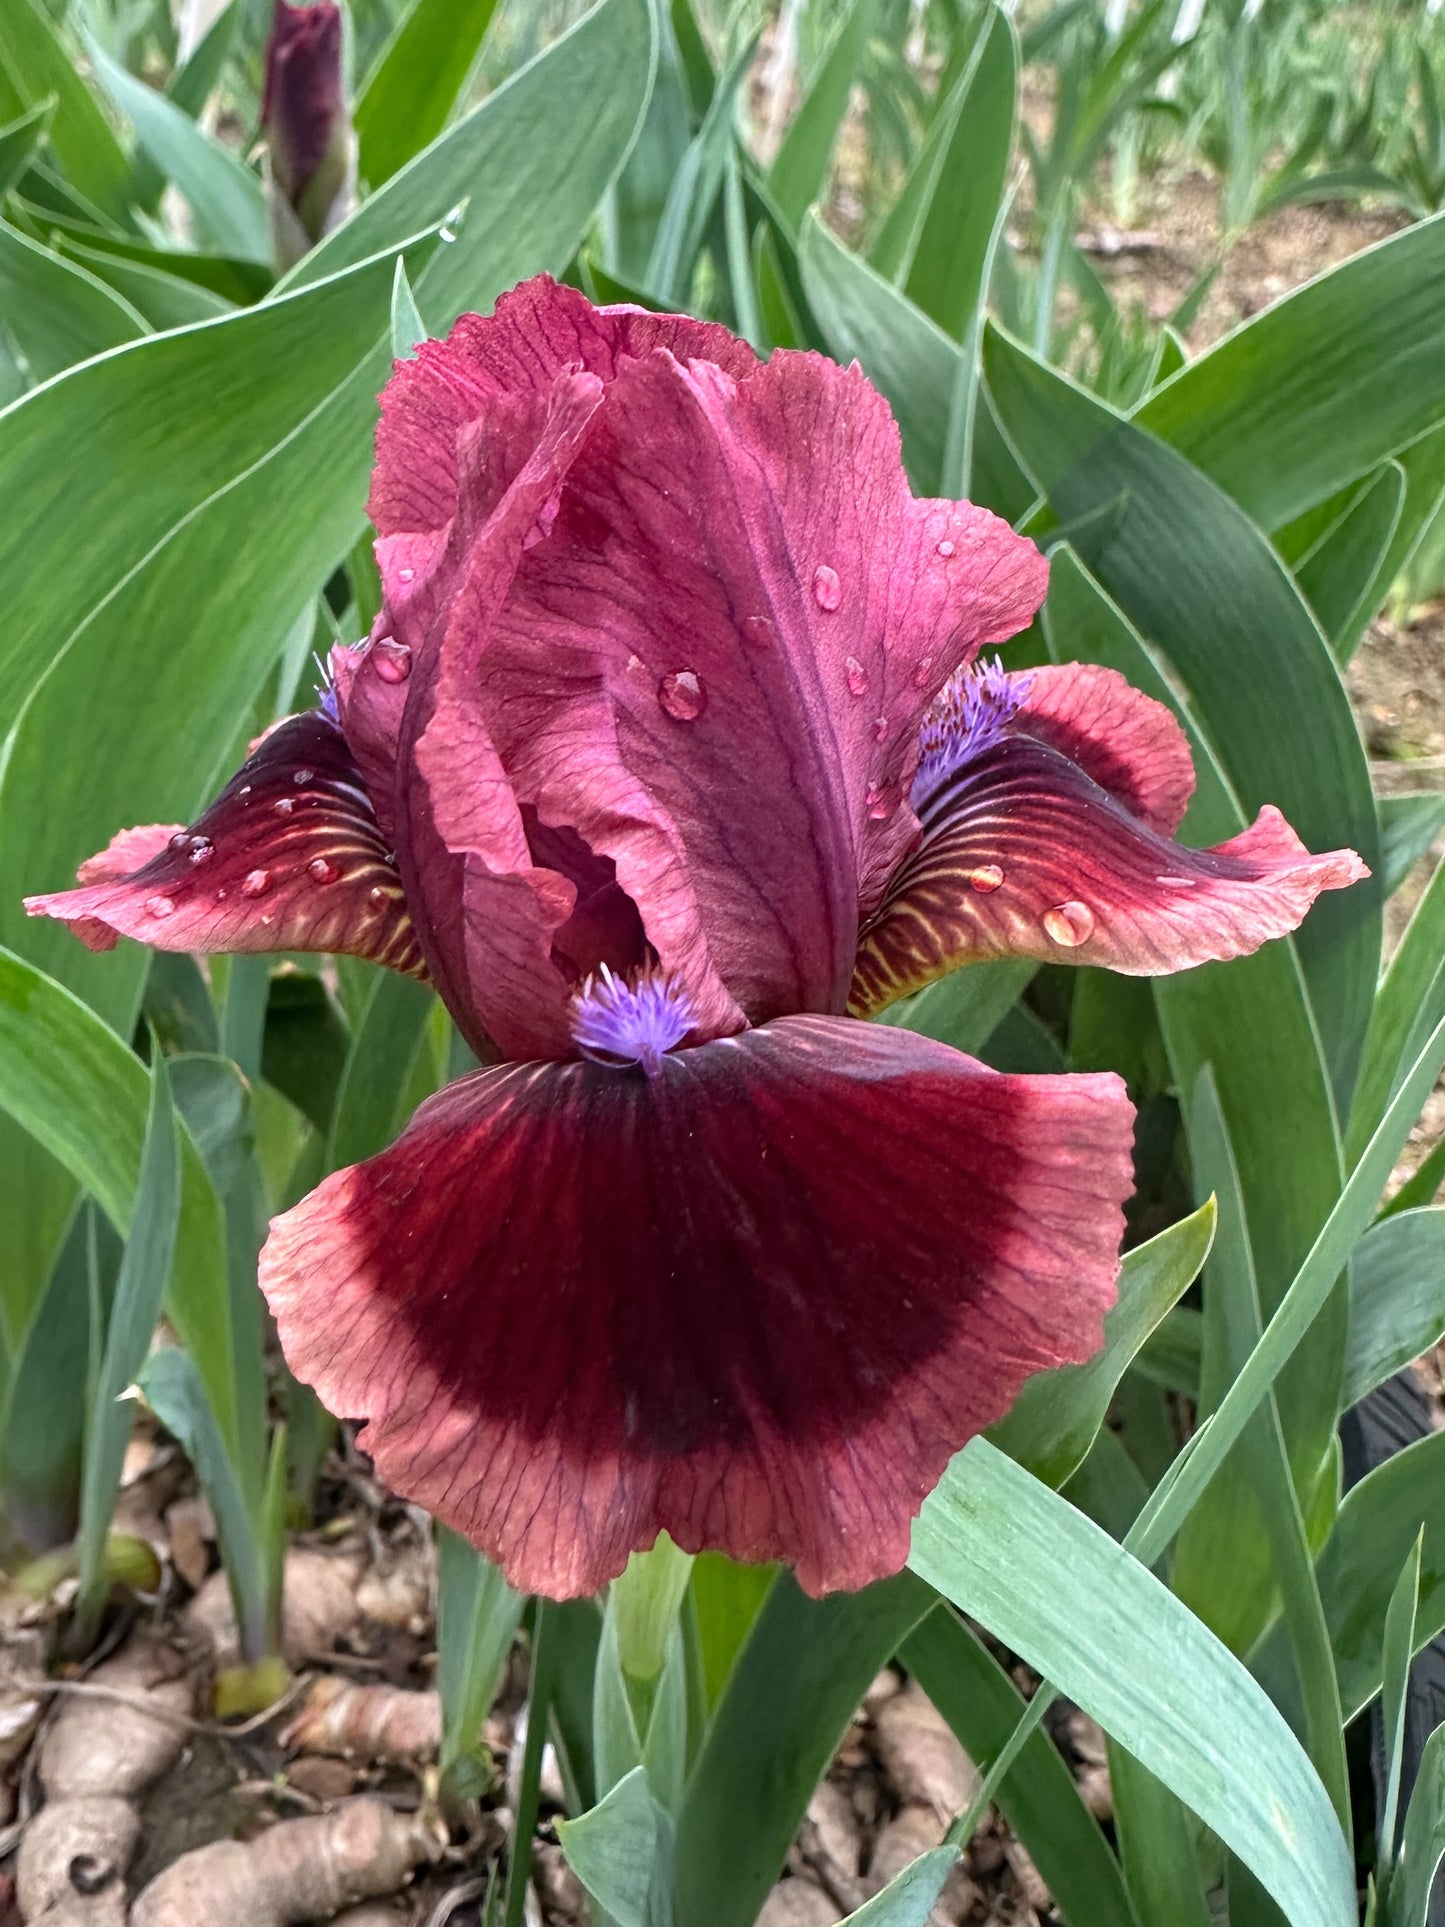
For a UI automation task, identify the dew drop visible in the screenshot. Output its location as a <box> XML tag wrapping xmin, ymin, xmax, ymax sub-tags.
<box><xmin>292</xmin><ymin>767</ymin><xmax>314</xmax><ymax>787</ymax></box>
<box><xmin>1042</xmin><ymin>900</ymin><xmax>1095</xmax><ymax>947</ymax></box>
<box><xmin>237</xmin><ymin>785</ymin><xmax>253</xmax><ymax>800</ymax></box>
<box><xmin>658</xmin><ymin>669</ymin><xmax>706</xmax><ymax>722</ymax></box>
<box><xmin>371</xmin><ymin>636</ymin><xmax>413</xmax><ymax>684</ymax></box>
<box><xmin>969</xmin><ymin>863</ymin><xmax>1005</xmax><ymax>894</ymax></box>
<box><xmin>812</xmin><ymin>565</ymin><xmax>842</xmax><ymax>612</ymax></box>
<box><xmin>398</xmin><ymin>567</ymin><xmax>415</xmax><ymax>583</ymax></box>
<box><xmin>187</xmin><ymin>836</ymin><xmax>214</xmax><ymax>865</ymax></box>
<box><xmin>865</xmin><ymin>780</ymin><xmax>899</xmax><ymax>822</ymax></box>
<box><xmin>743</xmin><ymin>615</ymin><xmax>775</xmax><ymax>647</ymax></box>
<box><xmin>912</xmin><ymin>654</ymin><xmax>936</xmax><ymax>690</ymax></box>
<box><xmin>307</xmin><ymin>856</ymin><xmax>340</xmax><ymax>885</ymax></box>
<box><xmin>873</xmin><ymin>715</ymin><xmax>888</xmax><ymax>742</ymax></box>
<box><xmin>937</xmin><ymin>538</ymin><xmax>956</xmax><ymax>558</ymax></box>
<box><xmin>844</xmin><ymin>655</ymin><xmax>869</xmax><ymax>698</ymax></box>
<box><xmin>169</xmin><ymin>830</ymin><xmax>190</xmax><ymax>851</ymax></box>
<box><xmin>369</xmin><ymin>885</ymin><xmax>389</xmax><ymax>904</ymax></box>
<box><xmin>273</xmin><ymin>796</ymin><xmax>295</xmax><ymax>815</ymax></box>
<box><xmin>241</xmin><ymin>869</ymin><xmax>272</xmax><ymax>899</ymax></box>
<box><xmin>145</xmin><ymin>894</ymin><xmax>175</xmax><ymax>919</ymax></box>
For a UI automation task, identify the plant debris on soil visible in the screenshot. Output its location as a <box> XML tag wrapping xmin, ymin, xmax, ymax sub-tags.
<box><xmin>0</xmin><ymin>1434</ymin><xmax>1094</xmax><ymax>1926</ymax></box>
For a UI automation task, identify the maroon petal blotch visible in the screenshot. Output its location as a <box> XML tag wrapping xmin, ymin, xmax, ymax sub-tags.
<box><xmin>26</xmin><ymin>710</ymin><xmax>421</xmax><ymax>974</ymax></box>
<box><xmin>850</xmin><ymin>728</ymin><xmax>1367</xmax><ymax>1014</ymax></box>
<box><xmin>260</xmin><ymin>1016</ymin><xmax>1135</xmax><ymax>1599</ymax></box>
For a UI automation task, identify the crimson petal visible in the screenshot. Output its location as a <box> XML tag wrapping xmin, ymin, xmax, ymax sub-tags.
<box><xmin>850</xmin><ymin>732</ymin><xmax>1367</xmax><ymax>1015</ymax></box>
<box><xmin>260</xmin><ymin>1015</ymin><xmax>1134</xmax><ymax>1599</ymax></box>
<box><xmin>368</xmin><ymin>275</ymin><xmax>759</xmax><ymax>545</ymax></box>
<box><xmin>388</xmin><ymin>373</ymin><xmax>647</xmax><ymax>1061</ymax></box>
<box><xmin>26</xmin><ymin>710</ymin><xmax>421</xmax><ymax>974</ymax></box>
<box><xmin>1016</xmin><ymin>662</ymin><xmax>1196</xmax><ymax>836</ymax></box>
<box><xmin>349</xmin><ymin>278</ymin><xmax>764</xmax><ymax>800</ymax></box>
<box><xmin>473</xmin><ymin>346</ymin><xmax>1046</xmax><ymax>1025</ymax></box>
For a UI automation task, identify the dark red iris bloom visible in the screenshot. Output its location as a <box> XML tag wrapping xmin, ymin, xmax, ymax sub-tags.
<box><xmin>27</xmin><ymin>280</ymin><xmax>1365</xmax><ymax>1598</ymax></box>
<box><xmin>262</xmin><ymin>0</ymin><xmax>351</xmax><ymax>260</ymax></box>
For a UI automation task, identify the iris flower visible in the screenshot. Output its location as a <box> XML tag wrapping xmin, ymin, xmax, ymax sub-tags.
<box><xmin>28</xmin><ymin>279</ymin><xmax>1365</xmax><ymax>1598</ymax></box>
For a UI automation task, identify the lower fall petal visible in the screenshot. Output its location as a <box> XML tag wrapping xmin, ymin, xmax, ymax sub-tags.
<box><xmin>850</xmin><ymin>735</ymin><xmax>1367</xmax><ymax>1014</ymax></box>
<box><xmin>259</xmin><ymin>1015</ymin><xmax>1134</xmax><ymax>1599</ymax></box>
<box><xmin>26</xmin><ymin>710</ymin><xmax>422</xmax><ymax>974</ymax></box>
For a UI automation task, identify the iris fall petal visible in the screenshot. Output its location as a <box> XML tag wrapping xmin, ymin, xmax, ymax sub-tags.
<box><xmin>1012</xmin><ymin>662</ymin><xmax>1197</xmax><ymax>835</ymax></box>
<box><xmin>851</xmin><ymin>697</ymin><xmax>1368</xmax><ymax>1015</ymax></box>
<box><xmin>259</xmin><ymin>1013</ymin><xmax>1134</xmax><ymax>1599</ymax></box>
<box><xmin>26</xmin><ymin>710</ymin><xmax>421</xmax><ymax>974</ymax></box>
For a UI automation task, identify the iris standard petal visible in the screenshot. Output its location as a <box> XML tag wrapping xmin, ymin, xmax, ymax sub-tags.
<box><xmin>26</xmin><ymin>710</ymin><xmax>421</xmax><ymax>974</ymax></box>
<box><xmin>259</xmin><ymin>1014</ymin><xmax>1134</xmax><ymax>1600</ymax></box>
<box><xmin>384</xmin><ymin>371</ymin><xmax>704</xmax><ymax>1061</ymax></box>
<box><xmin>473</xmin><ymin>346</ymin><xmax>1047</xmax><ymax>1024</ymax></box>
<box><xmin>368</xmin><ymin>275</ymin><xmax>759</xmax><ymax>545</ymax></box>
<box><xmin>352</xmin><ymin>278</ymin><xmax>763</xmax><ymax>788</ymax></box>
<box><xmin>850</xmin><ymin>727</ymin><xmax>1368</xmax><ymax>1014</ymax></box>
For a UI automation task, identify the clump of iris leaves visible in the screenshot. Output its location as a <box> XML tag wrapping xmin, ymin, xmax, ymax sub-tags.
<box><xmin>2</xmin><ymin>0</ymin><xmax>1445</xmax><ymax>1923</ymax></box>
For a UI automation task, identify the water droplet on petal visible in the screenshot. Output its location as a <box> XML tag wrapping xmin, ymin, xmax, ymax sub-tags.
<box><xmin>292</xmin><ymin>767</ymin><xmax>314</xmax><ymax>787</ymax></box>
<box><xmin>307</xmin><ymin>856</ymin><xmax>340</xmax><ymax>885</ymax></box>
<box><xmin>145</xmin><ymin>894</ymin><xmax>175</xmax><ymax>919</ymax></box>
<box><xmin>865</xmin><ymin>780</ymin><xmax>899</xmax><ymax>822</ymax></box>
<box><xmin>937</xmin><ymin>538</ymin><xmax>955</xmax><ymax>558</ymax></box>
<box><xmin>241</xmin><ymin>869</ymin><xmax>272</xmax><ymax>899</ymax></box>
<box><xmin>873</xmin><ymin>715</ymin><xmax>889</xmax><ymax>742</ymax></box>
<box><xmin>1042</xmin><ymin>900</ymin><xmax>1095</xmax><ymax>947</ymax></box>
<box><xmin>844</xmin><ymin>655</ymin><xmax>869</xmax><ymax>698</ymax></box>
<box><xmin>371</xmin><ymin>636</ymin><xmax>412</xmax><ymax>684</ymax></box>
<box><xmin>912</xmin><ymin>654</ymin><xmax>936</xmax><ymax>690</ymax></box>
<box><xmin>273</xmin><ymin>796</ymin><xmax>295</xmax><ymax>815</ymax></box>
<box><xmin>743</xmin><ymin>616</ymin><xmax>775</xmax><ymax>647</ymax></box>
<box><xmin>658</xmin><ymin>669</ymin><xmax>706</xmax><ymax>722</ymax></box>
<box><xmin>369</xmin><ymin>885</ymin><xmax>388</xmax><ymax>904</ymax></box>
<box><xmin>969</xmin><ymin>864</ymin><xmax>1005</xmax><ymax>894</ymax></box>
<box><xmin>187</xmin><ymin>836</ymin><xmax>214</xmax><ymax>865</ymax></box>
<box><xmin>398</xmin><ymin>567</ymin><xmax>415</xmax><ymax>583</ymax></box>
<box><xmin>237</xmin><ymin>785</ymin><xmax>253</xmax><ymax>800</ymax></box>
<box><xmin>169</xmin><ymin>830</ymin><xmax>190</xmax><ymax>851</ymax></box>
<box><xmin>812</xmin><ymin>565</ymin><xmax>842</xmax><ymax>612</ymax></box>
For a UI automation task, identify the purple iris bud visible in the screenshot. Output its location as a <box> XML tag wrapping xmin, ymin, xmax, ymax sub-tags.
<box><xmin>261</xmin><ymin>0</ymin><xmax>353</xmax><ymax>269</ymax></box>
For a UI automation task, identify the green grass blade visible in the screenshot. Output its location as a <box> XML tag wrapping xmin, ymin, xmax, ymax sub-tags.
<box><xmin>75</xmin><ymin>1053</ymin><xmax>179</xmax><ymax>1632</ymax></box>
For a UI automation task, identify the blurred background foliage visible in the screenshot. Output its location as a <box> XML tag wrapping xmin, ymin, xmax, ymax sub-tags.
<box><xmin>3</xmin><ymin>0</ymin><xmax>1445</xmax><ymax>1920</ymax></box>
